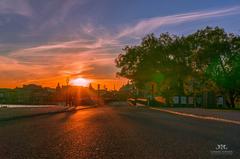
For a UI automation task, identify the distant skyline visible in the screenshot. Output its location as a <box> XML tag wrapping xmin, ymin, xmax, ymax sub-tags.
<box><xmin>0</xmin><ymin>0</ymin><xmax>240</xmax><ymax>89</ymax></box>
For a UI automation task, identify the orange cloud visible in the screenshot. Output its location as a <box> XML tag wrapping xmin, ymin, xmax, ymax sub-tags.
<box><xmin>0</xmin><ymin>38</ymin><xmax>126</xmax><ymax>89</ymax></box>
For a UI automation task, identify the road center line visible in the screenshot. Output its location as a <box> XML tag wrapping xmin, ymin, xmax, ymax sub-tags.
<box><xmin>150</xmin><ymin>107</ymin><xmax>240</xmax><ymax>125</ymax></box>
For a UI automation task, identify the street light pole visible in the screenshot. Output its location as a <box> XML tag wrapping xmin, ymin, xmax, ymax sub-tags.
<box><xmin>151</xmin><ymin>83</ymin><xmax>154</xmax><ymax>99</ymax></box>
<box><xmin>97</xmin><ymin>84</ymin><xmax>100</xmax><ymax>105</ymax></box>
<box><xmin>66</xmin><ymin>77</ymin><xmax>69</xmax><ymax>107</ymax></box>
<box><xmin>149</xmin><ymin>83</ymin><xmax>154</xmax><ymax>106</ymax></box>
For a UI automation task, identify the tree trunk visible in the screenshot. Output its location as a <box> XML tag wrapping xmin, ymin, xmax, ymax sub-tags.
<box><xmin>230</xmin><ymin>94</ymin><xmax>235</xmax><ymax>108</ymax></box>
<box><xmin>227</xmin><ymin>90</ymin><xmax>236</xmax><ymax>108</ymax></box>
<box><xmin>225</xmin><ymin>100</ymin><xmax>231</xmax><ymax>108</ymax></box>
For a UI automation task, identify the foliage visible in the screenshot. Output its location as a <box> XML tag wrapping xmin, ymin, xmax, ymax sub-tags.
<box><xmin>115</xmin><ymin>26</ymin><xmax>240</xmax><ymax>107</ymax></box>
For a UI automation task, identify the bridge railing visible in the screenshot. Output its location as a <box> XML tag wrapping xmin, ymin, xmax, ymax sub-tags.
<box><xmin>128</xmin><ymin>98</ymin><xmax>148</xmax><ymax>106</ymax></box>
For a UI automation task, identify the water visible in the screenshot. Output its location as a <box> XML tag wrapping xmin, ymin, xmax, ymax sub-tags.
<box><xmin>0</xmin><ymin>104</ymin><xmax>58</xmax><ymax>108</ymax></box>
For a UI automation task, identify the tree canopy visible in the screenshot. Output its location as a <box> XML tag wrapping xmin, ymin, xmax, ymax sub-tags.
<box><xmin>115</xmin><ymin>26</ymin><xmax>240</xmax><ymax>107</ymax></box>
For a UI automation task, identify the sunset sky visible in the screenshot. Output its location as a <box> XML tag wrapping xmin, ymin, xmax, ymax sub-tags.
<box><xmin>0</xmin><ymin>0</ymin><xmax>240</xmax><ymax>89</ymax></box>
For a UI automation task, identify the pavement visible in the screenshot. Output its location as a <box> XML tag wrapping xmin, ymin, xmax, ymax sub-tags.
<box><xmin>150</xmin><ymin>107</ymin><xmax>240</xmax><ymax>125</ymax></box>
<box><xmin>0</xmin><ymin>102</ymin><xmax>239</xmax><ymax>159</ymax></box>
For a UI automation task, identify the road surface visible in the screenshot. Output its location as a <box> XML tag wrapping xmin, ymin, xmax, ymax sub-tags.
<box><xmin>0</xmin><ymin>102</ymin><xmax>239</xmax><ymax>159</ymax></box>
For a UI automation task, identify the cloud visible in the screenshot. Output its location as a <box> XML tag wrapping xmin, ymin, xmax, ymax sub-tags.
<box><xmin>0</xmin><ymin>55</ymin><xmax>56</xmax><ymax>87</ymax></box>
<box><xmin>0</xmin><ymin>36</ymin><xmax>121</xmax><ymax>87</ymax></box>
<box><xmin>0</xmin><ymin>0</ymin><xmax>32</xmax><ymax>17</ymax></box>
<box><xmin>1</xmin><ymin>4</ymin><xmax>240</xmax><ymax>88</ymax></box>
<box><xmin>8</xmin><ymin>38</ymin><xmax>120</xmax><ymax>65</ymax></box>
<box><xmin>35</xmin><ymin>0</ymin><xmax>89</xmax><ymax>33</ymax></box>
<box><xmin>117</xmin><ymin>6</ymin><xmax>240</xmax><ymax>38</ymax></box>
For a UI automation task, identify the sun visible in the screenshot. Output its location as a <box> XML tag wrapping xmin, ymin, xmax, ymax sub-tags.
<box><xmin>70</xmin><ymin>78</ymin><xmax>91</xmax><ymax>87</ymax></box>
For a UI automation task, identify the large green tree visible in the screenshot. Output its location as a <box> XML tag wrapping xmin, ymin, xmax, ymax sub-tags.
<box><xmin>186</xmin><ymin>27</ymin><xmax>240</xmax><ymax>107</ymax></box>
<box><xmin>116</xmin><ymin>33</ymin><xmax>191</xmax><ymax>100</ymax></box>
<box><xmin>116</xmin><ymin>26</ymin><xmax>240</xmax><ymax>108</ymax></box>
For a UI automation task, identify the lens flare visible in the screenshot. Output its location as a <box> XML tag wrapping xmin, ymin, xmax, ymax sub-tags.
<box><xmin>70</xmin><ymin>78</ymin><xmax>91</xmax><ymax>87</ymax></box>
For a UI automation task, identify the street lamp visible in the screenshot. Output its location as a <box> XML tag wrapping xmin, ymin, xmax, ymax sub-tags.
<box><xmin>66</xmin><ymin>77</ymin><xmax>70</xmax><ymax>107</ymax></box>
<box><xmin>97</xmin><ymin>84</ymin><xmax>100</xmax><ymax>105</ymax></box>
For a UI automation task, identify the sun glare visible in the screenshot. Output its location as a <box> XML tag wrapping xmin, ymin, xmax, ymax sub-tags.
<box><xmin>70</xmin><ymin>78</ymin><xmax>91</xmax><ymax>87</ymax></box>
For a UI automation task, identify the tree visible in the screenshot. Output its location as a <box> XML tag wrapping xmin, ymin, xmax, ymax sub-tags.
<box><xmin>115</xmin><ymin>26</ymin><xmax>240</xmax><ymax>108</ymax></box>
<box><xmin>187</xmin><ymin>27</ymin><xmax>240</xmax><ymax>108</ymax></box>
<box><xmin>116</xmin><ymin>33</ymin><xmax>191</xmax><ymax>100</ymax></box>
<box><xmin>204</xmin><ymin>35</ymin><xmax>240</xmax><ymax>108</ymax></box>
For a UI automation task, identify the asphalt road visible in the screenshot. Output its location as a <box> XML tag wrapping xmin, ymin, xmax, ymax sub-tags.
<box><xmin>0</xmin><ymin>102</ymin><xmax>239</xmax><ymax>159</ymax></box>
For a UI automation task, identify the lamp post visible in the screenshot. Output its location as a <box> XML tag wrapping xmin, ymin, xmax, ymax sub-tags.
<box><xmin>151</xmin><ymin>83</ymin><xmax>154</xmax><ymax>99</ymax></box>
<box><xmin>66</xmin><ymin>77</ymin><xmax>69</xmax><ymax>107</ymax></box>
<box><xmin>149</xmin><ymin>83</ymin><xmax>154</xmax><ymax>106</ymax></box>
<box><xmin>97</xmin><ymin>84</ymin><xmax>100</xmax><ymax>105</ymax></box>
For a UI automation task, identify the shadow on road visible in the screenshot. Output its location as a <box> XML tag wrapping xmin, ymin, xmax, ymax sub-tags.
<box><xmin>0</xmin><ymin>106</ymin><xmax>96</xmax><ymax>122</ymax></box>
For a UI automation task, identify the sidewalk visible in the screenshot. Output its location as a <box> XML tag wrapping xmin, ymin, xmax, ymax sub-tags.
<box><xmin>150</xmin><ymin>107</ymin><xmax>240</xmax><ymax>125</ymax></box>
<box><xmin>0</xmin><ymin>105</ymin><xmax>95</xmax><ymax>121</ymax></box>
